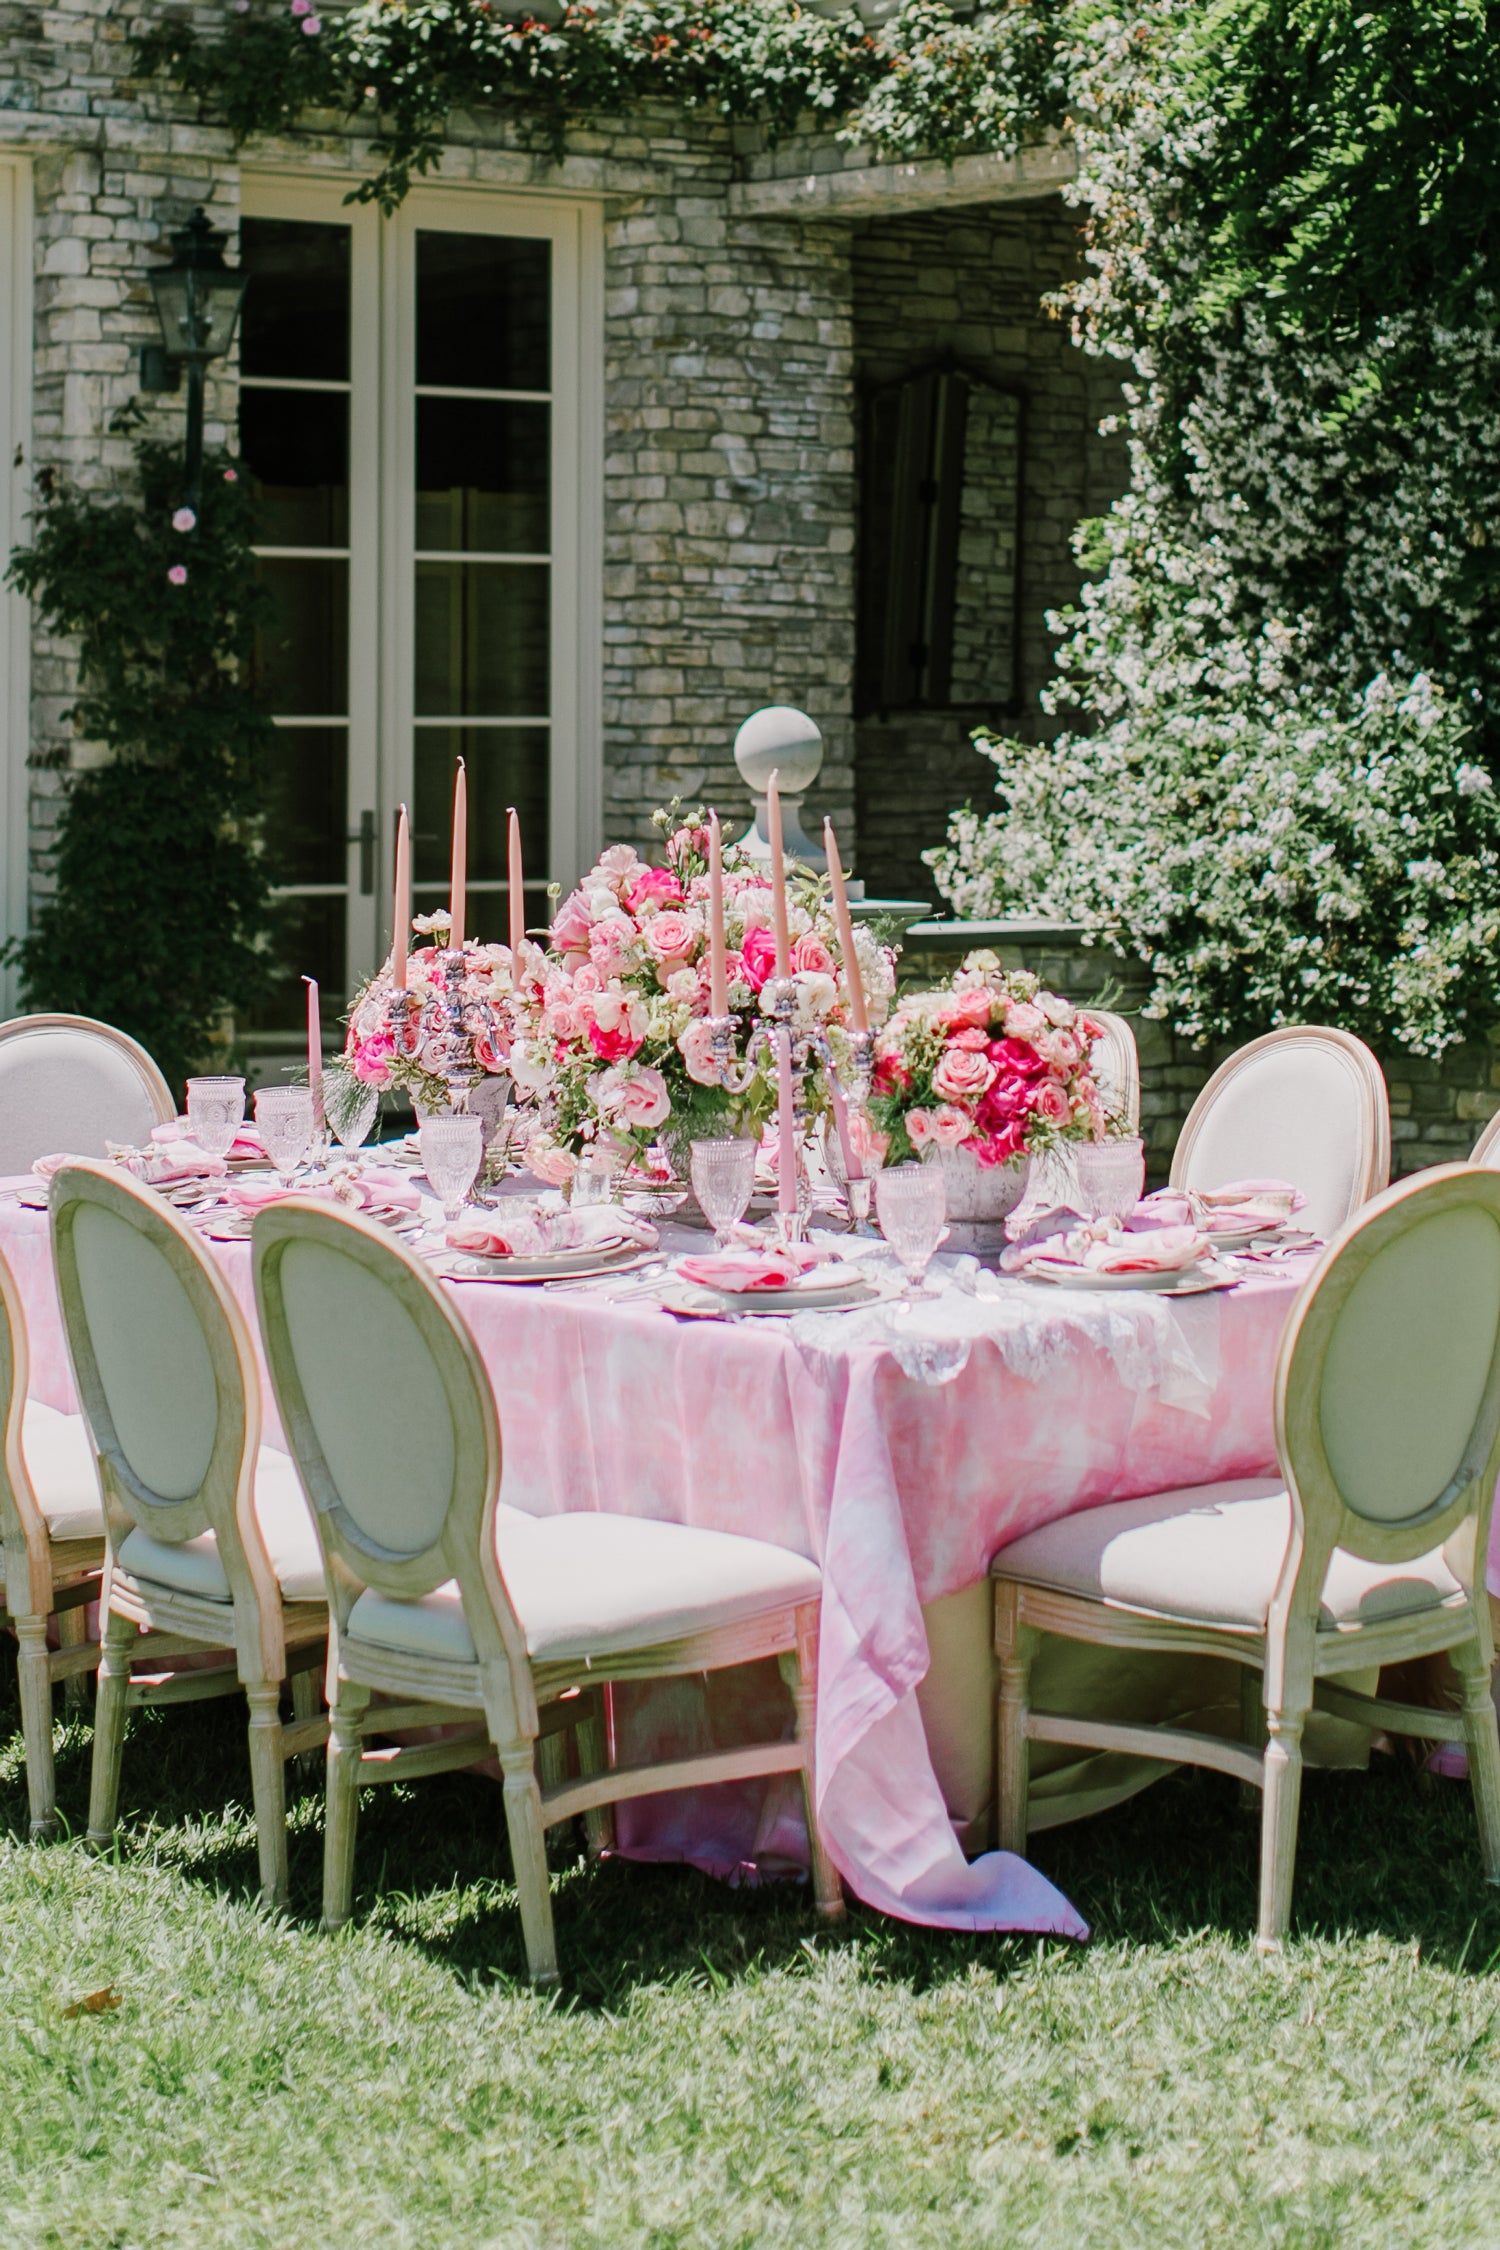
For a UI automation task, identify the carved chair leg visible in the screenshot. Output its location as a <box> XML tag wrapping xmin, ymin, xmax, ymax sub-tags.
<box><xmin>15</xmin><ymin>1614</ymin><xmax>58</xmax><ymax>1839</ymax></box>
<box><xmin>86</xmin><ymin>1608</ymin><xmax>136</xmax><ymax>1849</ymax></box>
<box><xmin>781</xmin><ymin>1626</ymin><xmax>844</xmax><ymax>1920</ymax></box>
<box><xmin>499</xmin><ymin>1741</ymin><xmax>560</xmax><ymax>1986</ymax></box>
<box><xmin>575</xmin><ymin>1694</ymin><xmax>615</xmax><ymax>1859</ymax></box>
<box><xmin>994</xmin><ymin>1581</ymin><xmax>1037</xmax><ymax>1856</ymax></box>
<box><xmin>289</xmin><ymin>1664</ymin><xmax>322</xmax><ymax>1782</ymax></box>
<box><xmin>57</xmin><ymin>1601</ymin><xmax>90</xmax><ymax>1711</ymax></box>
<box><xmin>1257</xmin><ymin>1702</ymin><xmax>1307</xmax><ymax>1954</ymax></box>
<box><xmin>1454</xmin><ymin>1636</ymin><xmax>1500</xmax><ymax>1882</ymax></box>
<box><xmin>321</xmin><ymin>1677</ymin><xmax>369</xmax><ymax>1933</ymax></box>
<box><xmin>246</xmin><ymin>1682</ymin><xmax>290</xmax><ymax>1910</ymax></box>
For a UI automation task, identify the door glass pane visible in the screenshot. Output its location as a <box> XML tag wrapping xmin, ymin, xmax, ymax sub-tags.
<box><xmin>256</xmin><ymin>558</ymin><xmax>349</xmax><ymax>716</ymax></box>
<box><xmin>247</xmin><ymin>895</ymin><xmax>347</xmax><ymax>1032</ymax></box>
<box><xmin>412</xmin><ymin>727</ymin><xmax>550</xmax><ymax>892</ymax></box>
<box><xmin>415</xmin><ymin>232</ymin><xmax>550</xmax><ymax>390</ymax></box>
<box><xmin>240</xmin><ymin>219</ymin><xmax>350</xmax><ymax>382</ymax></box>
<box><xmin>413</xmin><ymin>563</ymin><xmax>548</xmax><ymax>716</ymax></box>
<box><xmin>241</xmin><ymin>388</ymin><xmax>349</xmax><ymax>547</ymax></box>
<box><xmin>264</xmin><ymin>727</ymin><xmax>348</xmax><ymax>886</ymax></box>
<box><xmin>415</xmin><ymin>398</ymin><xmax>549</xmax><ymax>553</ymax></box>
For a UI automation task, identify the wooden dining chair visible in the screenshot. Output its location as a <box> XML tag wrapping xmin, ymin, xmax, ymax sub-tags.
<box><xmin>49</xmin><ymin>1162</ymin><xmax>328</xmax><ymax>1905</ymax></box>
<box><xmin>992</xmin><ymin>1163</ymin><xmax>1500</xmax><ymax>1950</ymax></box>
<box><xmin>250</xmin><ymin>1196</ymin><xmax>843</xmax><ymax>1983</ymax></box>
<box><xmin>1170</xmin><ymin>1025</ymin><xmax>1390</xmax><ymax>1241</ymax></box>
<box><xmin>0</xmin><ymin>1013</ymin><xmax>175</xmax><ymax>1177</ymax></box>
<box><xmin>0</xmin><ymin>1240</ymin><xmax>106</xmax><ymax>1836</ymax></box>
<box><xmin>1086</xmin><ymin>1009</ymin><xmax>1141</xmax><ymax>1136</ymax></box>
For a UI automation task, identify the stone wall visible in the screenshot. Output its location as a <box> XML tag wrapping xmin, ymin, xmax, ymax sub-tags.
<box><xmin>849</xmin><ymin>202</ymin><xmax>1128</xmax><ymax>904</ymax></box>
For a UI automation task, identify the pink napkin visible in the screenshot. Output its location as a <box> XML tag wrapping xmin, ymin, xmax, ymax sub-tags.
<box><xmin>1079</xmin><ymin>1224</ymin><xmax>1208</xmax><ymax>1274</ymax></box>
<box><xmin>156</xmin><ymin>1118</ymin><xmax>264</xmax><ymax>1161</ymax></box>
<box><xmin>34</xmin><ymin>1143</ymin><xmax>228</xmax><ymax>1188</ymax></box>
<box><xmin>676</xmin><ymin>1244</ymin><xmax>825</xmax><ymax>1293</ymax></box>
<box><xmin>331</xmin><ymin>1165</ymin><xmax>421</xmax><ymax>1214</ymax></box>
<box><xmin>447</xmin><ymin>1207</ymin><xmax>657</xmax><ymax>1260</ymax></box>
<box><xmin>1191</xmin><ymin>1177</ymin><xmax>1307</xmax><ymax>1225</ymax></box>
<box><xmin>225</xmin><ymin>1176</ymin><xmax>302</xmax><ymax>1214</ymax></box>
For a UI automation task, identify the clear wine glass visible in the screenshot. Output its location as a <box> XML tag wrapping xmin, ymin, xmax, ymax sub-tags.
<box><xmin>185</xmin><ymin>1075</ymin><xmax>245</xmax><ymax>1161</ymax></box>
<box><xmin>690</xmin><ymin>1137</ymin><xmax>756</xmax><ymax>1250</ymax></box>
<box><xmin>420</xmin><ymin>1112</ymin><xmax>484</xmax><ymax>1225</ymax></box>
<box><xmin>876</xmin><ymin>1162</ymin><xmax>948</xmax><ymax>1300</ymax></box>
<box><xmin>330</xmin><ymin>1079</ymin><xmax>380</xmax><ymax>1165</ymax></box>
<box><xmin>255</xmin><ymin>1085</ymin><xmax>315</xmax><ymax>1191</ymax></box>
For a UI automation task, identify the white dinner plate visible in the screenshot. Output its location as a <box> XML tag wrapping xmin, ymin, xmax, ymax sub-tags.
<box><xmin>1205</xmin><ymin>1221</ymin><xmax>1284</xmax><ymax>1251</ymax></box>
<box><xmin>434</xmin><ymin>1244</ymin><xmax>652</xmax><ymax>1283</ymax></box>
<box><xmin>1024</xmin><ymin>1258</ymin><xmax>1224</xmax><ymax>1293</ymax></box>
<box><xmin>665</xmin><ymin>1272</ymin><xmax>883</xmax><ymax>1317</ymax></box>
<box><xmin>200</xmin><ymin>1202</ymin><xmax>422</xmax><ymax>1242</ymax></box>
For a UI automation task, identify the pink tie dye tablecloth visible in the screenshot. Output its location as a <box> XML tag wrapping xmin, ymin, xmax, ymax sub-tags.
<box><xmin>0</xmin><ymin>1189</ymin><xmax>1317</xmax><ymax>1940</ymax></box>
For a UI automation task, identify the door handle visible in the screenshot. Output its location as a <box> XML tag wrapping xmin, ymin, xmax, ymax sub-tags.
<box><xmin>350</xmin><ymin>809</ymin><xmax>377</xmax><ymax>896</ymax></box>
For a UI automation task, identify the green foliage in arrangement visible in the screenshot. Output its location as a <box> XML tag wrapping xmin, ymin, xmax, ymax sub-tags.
<box><xmin>134</xmin><ymin>0</ymin><xmax>1073</xmax><ymax>211</ymax></box>
<box><xmin>5</xmin><ymin>445</ymin><xmax>274</xmax><ymax>1099</ymax></box>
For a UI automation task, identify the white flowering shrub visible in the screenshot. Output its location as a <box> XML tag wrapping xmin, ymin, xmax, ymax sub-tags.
<box><xmin>928</xmin><ymin>674</ymin><xmax>1500</xmax><ymax>1057</ymax></box>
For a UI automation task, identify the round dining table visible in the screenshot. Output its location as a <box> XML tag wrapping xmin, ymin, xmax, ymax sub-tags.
<box><xmin>1</xmin><ymin>1166</ymin><xmax>1321</xmax><ymax>1938</ymax></box>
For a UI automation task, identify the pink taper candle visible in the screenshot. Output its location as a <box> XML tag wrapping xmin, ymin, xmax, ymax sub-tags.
<box><xmin>707</xmin><ymin>809</ymin><xmax>728</xmax><ymax>1017</ymax></box>
<box><xmin>823</xmin><ymin>817</ymin><xmax>868</xmax><ymax>1035</ymax></box>
<box><xmin>776</xmin><ymin>1028</ymin><xmax>798</xmax><ymax>1224</ymax></box>
<box><xmin>765</xmin><ymin>768</ymin><xmax>791</xmax><ymax>978</ymax></box>
<box><xmin>391</xmin><ymin>803</ymin><xmax>410</xmax><ymax>990</ymax></box>
<box><xmin>302</xmin><ymin>975</ymin><xmax>324</xmax><ymax>1131</ymax></box>
<box><xmin>449</xmin><ymin>759</ymin><xmax>467</xmax><ymax>954</ymax></box>
<box><xmin>508</xmin><ymin>805</ymin><xmax>524</xmax><ymax>956</ymax></box>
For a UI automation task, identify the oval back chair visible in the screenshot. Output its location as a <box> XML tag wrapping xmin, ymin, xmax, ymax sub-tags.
<box><xmin>1086</xmin><ymin>1009</ymin><xmax>1141</xmax><ymax>1137</ymax></box>
<box><xmin>251</xmin><ymin>1196</ymin><xmax>841</xmax><ymax>1983</ymax></box>
<box><xmin>0</xmin><ymin>1014</ymin><xmax>174</xmax><ymax>1175</ymax></box>
<box><xmin>1471</xmin><ymin>1110</ymin><xmax>1500</xmax><ymax>1169</ymax></box>
<box><xmin>50</xmin><ymin>1161</ymin><xmax>326</xmax><ymax>1904</ymax></box>
<box><xmin>1170</xmin><ymin>1026</ymin><xmax>1390</xmax><ymax>1241</ymax></box>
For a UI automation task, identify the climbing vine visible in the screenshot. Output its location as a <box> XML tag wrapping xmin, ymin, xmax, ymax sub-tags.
<box><xmin>6</xmin><ymin>442</ymin><xmax>275</xmax><ymax>1097</ymax></box>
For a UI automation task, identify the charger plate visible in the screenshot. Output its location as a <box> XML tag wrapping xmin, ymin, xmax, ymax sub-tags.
<box><xmin>200</xmin><ymin>1202</ymin><xmax>423</xmax><ymax>1243</ymax></box>
<box><xmin>664</xmin><ymin>1270</ymin><xmax>883</xmax><ymax>1318</ymax></box>
<box><xmin>434</xmin><ymin>1244</ymin><xmax>653</xmax><ymax>1283</ymax></box>
<box><xmin>1024</xmin><ymin>1258</ymin><xmax>1234</xmax><ymax>1294</ymax></box>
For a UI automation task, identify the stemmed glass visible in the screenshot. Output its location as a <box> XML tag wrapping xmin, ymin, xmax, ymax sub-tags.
<box><xmin>255</xmin><ymin>1085</ymin><xmax>316</xmax><ymax>1192</ymax></box>
<box><xmin>185</xmin><ymin>1075</ymin><xmax>245</xmax><ymax>1160</ymax></box>
<box><xmin>690</xmin><ymin>1138</ymin><xmax>757</xmax><ymax>1250</ymax></box>
<box><xmin>875</xmin><ymin>1163</ymin><xmax>948</xmax><ymax>1300</ymax></box>
<box><xmin>420</xmin><ymin>1113</ymin><xmax>484</xmax><ymax>1226</ymax></box>
<box><xmin>328</xmin><ymin>1078</ymin><xmax>380</xmax><ymax>1169</ymax></box>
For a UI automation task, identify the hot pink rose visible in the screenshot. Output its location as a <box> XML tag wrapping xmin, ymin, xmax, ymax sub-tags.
<box><xmin>1029</xmin><ymin>1081</ymin><xmax>1071</xmax><ymax>1125</ymax></box>
<box><xmin>628</xmin><ymin>865</ymin><xmax>684</xmax><ymax>914</ymax></box>
<box><xmin>988</xmin><ymin>1036</ymin><xmax>1048</xmax><ymax>1082</ymax></box>
<box><xmin>642</xmin><ymin>910</ymin><xmax>697</xmax><ymax>962</ymax></box>
<box><xmin>940</xmin><ymin>985</ymin><xmax>994</xmax><ymax>1031</ymax></box>
<box><xmin>932</xmin><ymin>1047</ymin><xmax>998</xmax><ymax>1103</ymax></box>
<box><xmin>972</xmin><ymin>1123</ymin><xmax>1026</xmax><ymax>1167</ymax></box>
<box><xmin>740</xmin><ymin>926</ymin><xmax>779</xmax><ymax>992</ymax></box>
<box><xmin>928</xmin><ymin>1104</ymin><xmax>973</xmax><ymax>1148</ymax></box>
<box><xmin>588</xmin><ymin>1019</ymin><xmax>644</xmax><ymax>1063</ymax></box>
<box><xmin>678</xmin><ymin>1017</ymin><xmax>722</xmax><ymax>1087</ymax></box>
<box><xmin>791</xmin><ymin>932</ymin><xmax>834</xmax><ymax>978</ymax></box>
<box><xmin>350</xmin><ymin>1032</ymin><xmax>393</xmax><ymax>1083</ymax></box>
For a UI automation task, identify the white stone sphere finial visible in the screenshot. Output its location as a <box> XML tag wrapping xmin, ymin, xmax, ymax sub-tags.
<box><xmin>734</xmin><ymin>705</ymin><xmax>826</xmax><ymax>869</ymax></box>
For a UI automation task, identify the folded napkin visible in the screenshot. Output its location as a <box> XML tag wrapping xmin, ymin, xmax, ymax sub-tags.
<box><xmin>225</xmin><ymin>1176</ymin><xmax>304</xmax><ymax>1214</ymax></box>
<box><xmin>330</xmin><ymin>1165</ymin><xmax>421</xmax><ymax>1215</ymax></box>
<box><xmin>32</xmin><ymin>1142</ymin><xmax>228</xmax><ymax>1188</ymax></box>
<box><xmin>676</xmin><ymin>1243</ymin><xmax>830</xmax><ymax>1294</ymax></box>
<box><xmin>446</xmin><ymin>1206</ymin><xmax>658</xmax><ymax>1260</ymax></box>
<box><xmin>156</xmin><ymin>1117</ymin><xmax>264</xmax><ymax>1161</ymax></box>
<box><xmin>1192</xmin><ymin>1177</ymin><xmax>1307</xmax><ymax>1218</ymax></box>
<box><xmin>1004</xmin><ymin>1218</ymin><xmax>1208</xmax><ymax>1277</ymax></box>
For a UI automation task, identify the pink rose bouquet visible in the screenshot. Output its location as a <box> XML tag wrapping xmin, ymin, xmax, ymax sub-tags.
<box><xmin>324</xmin><ymin>911</ymin><xmax>531</xmax><ymax>1125</ymax></box>
<box><xmin>869</xmin><ymin>957</ymin><xmax>1112</xmax><ymax>1168</ymax></box>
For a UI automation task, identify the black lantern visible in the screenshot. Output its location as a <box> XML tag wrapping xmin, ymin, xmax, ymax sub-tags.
<box><xmin>141</xmin><ymin>208</ymin><xmax>249</xmax><ymax>509</ymax></box>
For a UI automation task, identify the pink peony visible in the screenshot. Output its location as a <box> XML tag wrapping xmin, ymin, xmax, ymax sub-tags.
<box><xmin>1041</xmin><ymin>1029</ymin><xmax>1082</xmax><ymax>1072</ymax></box>
<box><xmin>791</xmin><ymin>932</ymin><xmax>834</xmax><ymax>978</ymax></box>
<box><xmin>678</xmin><ymin>1016</ymin><xmax>722</xmax><ymax>1087</ymax></box>
<box><xmin>588</xmin><ymin>1018</ymin><xmax>644</xmax><ymax>1063</ymax></box>
<box><xmin>628</xmin><ymin>865</ymin><xmax>684</xmax><ymax>914</ymax></box>
<box><xmin>551</xmin><ymin>890</ymin><xmax>593</xmax><ymax>952</ymax></box>
<box><xmin>1029</xmin><ymin>1081</ymin><xmax>1071</xmax><ymax>1126</ymax></box>
<box><xmin>739</xmin><ymin>926</ymin><xmax>779</xmax><ymax>992</ymax></box>
<box><xmin>927</xmin><ymin>1104</ymin><xmax>973</xmax><ymax>1148</ymax></box>
<box><xmin>588</xmin><ymin>920</ymin><xmax>634</xmax><ymax>976</ymax></box>
<box><xmin>641</xmin><ymin>909</ymin><xmax>697</xmax><ymax>962</ymax></box>
<box><xmin>932</xmin><ymin>1046</ymin><xmax>998</xmax><ymax>1103</ymax></box>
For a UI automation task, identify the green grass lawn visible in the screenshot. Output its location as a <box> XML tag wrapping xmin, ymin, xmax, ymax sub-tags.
<box><xmin>5</xmin><ymin>1666</ymin><xmax>1500</xmax><ymax>2249</ymax></box>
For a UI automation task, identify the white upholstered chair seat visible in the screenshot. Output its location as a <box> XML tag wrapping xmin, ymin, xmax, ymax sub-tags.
<box><xmin>347</xmin><ymin>1505</ymin><xmax>823</xmax><ymax>1666</ymax></box>
<box><xmin>19</xmin><ymin>1401</ymin><xmax>105</xmax><ymax>1540</ymax></box>
<box><xmin>115</xmin><ymin>1447</ymin><xmax>325</xmax><ymax>1604</ymax></box>
<box><xmin>996</xmin><ymin>1476</ymin><xmax>1464</xmax><ymax>1634</ymax></box>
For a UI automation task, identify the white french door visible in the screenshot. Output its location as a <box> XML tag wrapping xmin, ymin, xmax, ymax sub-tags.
<box><xmin>238</xmin><ymin>175</ymin><xmax>601</xmax><ymax>1046</ymax></box>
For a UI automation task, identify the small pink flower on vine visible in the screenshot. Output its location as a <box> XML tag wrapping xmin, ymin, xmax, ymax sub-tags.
<box><xmin>172</xmin><ymin>506</ymin><xmax>196</xmax><ymax>532</ymax></box>
<box><xmin>167</xmin><ymin>565</ymin><xmax>188</xmax><ymax>586</ymax></box>
<box><xmin>223</xmin><ymin>468</ymin><xmax>238</xmax><ymax>483</ymax></box>
<box><xmin>290</xmin><ymin>0</ymin><xmax>311</xmax><ymax>12</ymax></box>
<box><xmin>303</xmin><ymin>16</ymin><xmax>321</xmax><ymax>30</ymax></box>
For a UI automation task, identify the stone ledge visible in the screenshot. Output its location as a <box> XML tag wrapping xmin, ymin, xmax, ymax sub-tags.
<box><xmin>728</xmin><ymin>138</ymin><xmax>1075</xmax><ymax>220</ymax></box>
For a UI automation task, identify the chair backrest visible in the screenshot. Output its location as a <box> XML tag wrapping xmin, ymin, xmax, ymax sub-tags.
<box><xmin>250</xmin><ymin>1200</ymin><xmax>531</xmax><ymax>1697</ymax></box>
<box><xmin>1471</xmin><ymin>1110</ymin><xmax>1500</xmax><ymax>1169</ymax></box>
<box><xmin>1170</xmin><ymin>1026</ymin><xmax>1390</xmax><ymax>1241</ymax></box>
<box><xmin>1086</xmin><ymin>1009</ymin><xmax>1141</xmax><ymax>1136</ymax></box>
<box><xmin>0</xmin><ymin>1241</ymin><xmax>50</xmax><ymax>1614</ymax></box>
<box><xmin>0</xmin><ymin>1014</ymin><xmax>175</xmax><ymax>1176</ymax></box>
<box><xmin>49</xmin><ymin>1161</ymin><xmax>282</xmax><ymax>1641</ymax></box>
<box><xmin>1275</xmin><ymin>1167</ymin><xmax>1500</xmax><ymax>1606</ymax></box>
